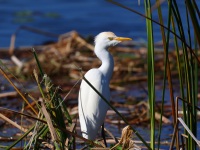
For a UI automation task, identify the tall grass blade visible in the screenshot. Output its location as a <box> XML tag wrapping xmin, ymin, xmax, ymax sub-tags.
<box><xmin>156</xmin><ymin>2</ymin><xmax>166</xmax><ymax>148</ymax></box>
<box><xmin>185</xmin><ymin>0</ymin><xmax>200</xmax><ymax>47</ymax></box>
<box><xmin>171</xmin><ymin>1</ymin><xmax>198</xmax><ymax>149</ymax></box>
<box><xmin>144</xmin><ymin>0</ymin><xmax>155</xmax><ymax>149</ymax></box>
<box><xmin>6</xmin><ymin>125</ymin><xmax>35</xmax><ymax>150</ymax></box>
<box><xmin>172</xmin><ymin>0</ymin><xmax>191</xmax><ymax>146</ymax></box>
<box><xmin>186</xmin><ymin>2</ymin><xmax>198</xmax><ymax>147</ymax></box>
<box><xmin>192</xmin><ymin>0</ymin><xmax>200</xmax><ymax>18</ymax></box>
<box><xmin>155</xmin><ymin>0</ymin><xmax>176</xmax><ymax>149</ymax></box>
<box><xmin>32</xmin><ymin>48</ymin><xmax>44</xmax><ymax>76</ymax></box>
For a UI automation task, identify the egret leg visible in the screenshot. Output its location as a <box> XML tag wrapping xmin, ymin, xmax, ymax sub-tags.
<box><xmin>101</xmin><ymin>123</ymin><xmax>107</xmax><ymax>147</ymax></box>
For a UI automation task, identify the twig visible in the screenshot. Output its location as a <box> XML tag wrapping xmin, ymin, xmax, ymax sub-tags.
<box><xmin>178</xmin><ymin>118</ymin><xmax>200</xmax><ymax>148</ymax></box>
<box><xmin>0</xmin><ymin>113</ymin><xmax>29</xmax><ymax>134</ymax></box>
<box><xmin>0</xmin><ymin>67</ymin><xmax>38</xmax><ymax>115</ymax></box>
<box><xmin>39</xmin><ymin>98</ymin><xmax>58</xmax><ymax>142</ymax></box>
<box><xmin>0</xmin><ymin>91</ymin><xmax>17</xmax><ymax>98</ymax></box>
<box><xmin>11</xmin><ymin>55</ymin><xmax>23</xmax><ymax>68</ymax></box>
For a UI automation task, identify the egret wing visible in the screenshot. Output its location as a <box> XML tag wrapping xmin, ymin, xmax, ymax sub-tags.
<box><xmin>78</xmin><ymin>69</ymin><xmax>110</xmax><ymax>140</ymax></box>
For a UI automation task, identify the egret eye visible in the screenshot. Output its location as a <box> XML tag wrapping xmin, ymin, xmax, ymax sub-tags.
<box><xmin>108</xmin><ymin>37</ymin><xmax>114</xmax><ymax>41</ymax></box>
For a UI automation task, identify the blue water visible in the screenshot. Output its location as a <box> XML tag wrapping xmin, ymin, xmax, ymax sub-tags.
<box><xmin>0</xmin><ymin>0</ymin><xmax>199</xmax><ymax>47</ymax></box>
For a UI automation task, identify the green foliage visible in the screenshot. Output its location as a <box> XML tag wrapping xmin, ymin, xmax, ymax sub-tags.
<box><xmin>108</xmin><ymin>0</ymin><xmax>199</xmax><ymax>149</ymax></box>
<box><xmin>30</xmin><ymin>49</ymin><xmax>73</xmax><ymax>149</ymax></box>
<box><xmin>144</xmin><ymin>0</ymin><xmax>155</xmax><ymax>149</ymax></box>
<box><xmin>5</xmin><ymin>49</ymin><xmax>74</xmax><ymax>149</ymax></box>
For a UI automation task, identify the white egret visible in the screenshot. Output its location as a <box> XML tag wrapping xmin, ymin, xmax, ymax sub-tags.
<box><xmin>78</xmin><ymin>32</ymin><xmax>132</xmax><ymax>141</ymax></box>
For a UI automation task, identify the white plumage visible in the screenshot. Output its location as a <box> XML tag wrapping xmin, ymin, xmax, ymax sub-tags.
<box><xmin>78</xmin><ymin>32</ymin><xmax>132</xmax><ymax>140</ymax></box>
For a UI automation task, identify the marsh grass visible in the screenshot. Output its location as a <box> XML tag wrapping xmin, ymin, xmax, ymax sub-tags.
<box><xmin>0</xmin><ymin>49</ymin><xmax>102</xmax><ymax>149</ymax></box>
<box><xmin>108</xmin><ymin>0</ymin><xmax>200</xmax><ymax>149</ymax></box>
<box><xmin>144</xmin><ymin>1</ymin><xmax>155</xmax><ymax>149</ymax></box>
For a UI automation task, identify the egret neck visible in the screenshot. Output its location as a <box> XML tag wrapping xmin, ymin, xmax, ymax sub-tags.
<box><xmin>94</xmin><ymin>43</ymin><xmax>114</xmax><ymax>81</ymax></box>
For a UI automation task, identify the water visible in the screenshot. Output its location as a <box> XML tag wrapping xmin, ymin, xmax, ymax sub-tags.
<box><xmin>0</xmin><ymin>0</ymin><xmax>199</xmax><ymax>47</ymax></box>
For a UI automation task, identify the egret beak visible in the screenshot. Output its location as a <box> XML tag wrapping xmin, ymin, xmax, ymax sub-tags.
<box><xmin>114</xmin><ymin>37</ymin><xmax>132</xmax><ymax>41</ymax></box>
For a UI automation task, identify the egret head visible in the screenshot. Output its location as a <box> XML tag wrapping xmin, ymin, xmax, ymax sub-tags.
<box><xmin>94</xmin><ymin>32</ymin><xmax>132</xmax><ymax>48</ymax></box>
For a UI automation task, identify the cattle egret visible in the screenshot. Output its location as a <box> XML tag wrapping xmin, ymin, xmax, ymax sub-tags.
<box><xmin>78</xmin><ymin>32</ymin><xmax>132</xmax><ymax>141</ymax></box>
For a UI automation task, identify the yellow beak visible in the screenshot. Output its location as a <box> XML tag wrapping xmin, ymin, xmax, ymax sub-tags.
<box><xmin>114</xmin><ymin>37</ymin><xmax>132</xmax><ymax>41</ymax></box>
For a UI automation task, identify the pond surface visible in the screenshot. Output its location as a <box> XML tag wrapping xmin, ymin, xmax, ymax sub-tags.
<box><xmin>0</xmin><ymin>0</ymin><xmax>199</xmax><ymax>47</ymax></box>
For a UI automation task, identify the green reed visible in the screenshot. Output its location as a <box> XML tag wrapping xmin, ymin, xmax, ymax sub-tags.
<box><xmin>144</xmin><ymin>0</ymin><xmax>155</xmax><ymax>149</ymax></box>
<box><xmin>108</xmin><ymin>0</ymin><xmax>199</xmax><ymax>149</ymax></box>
